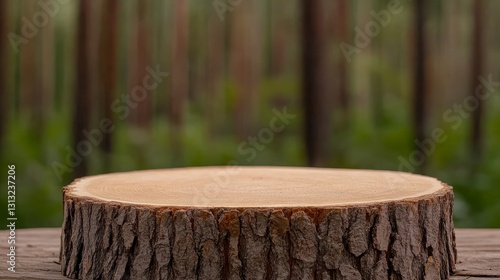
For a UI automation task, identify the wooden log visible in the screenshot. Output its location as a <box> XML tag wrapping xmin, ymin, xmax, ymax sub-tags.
<box><xmin>60</xmin><ymin>167</ymin><xmax>457</xmax><ymax>279</ymax></box>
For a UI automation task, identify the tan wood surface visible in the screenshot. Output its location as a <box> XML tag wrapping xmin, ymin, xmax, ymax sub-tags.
<box><xmin>1</xmin><ymin>228</ymin><xmax>499</xmax><ymax>279</ymax></box>
<box><xmin>65</xmin><ymin>167</ymin><xmax>447</xmax><ymax>207</ymax></box>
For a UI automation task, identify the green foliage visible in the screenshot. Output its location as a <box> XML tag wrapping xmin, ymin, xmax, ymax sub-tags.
<box><xmin>3</xmin><ymin>88</ymin><xmax>500</xmax><ymax>228</ymax></box>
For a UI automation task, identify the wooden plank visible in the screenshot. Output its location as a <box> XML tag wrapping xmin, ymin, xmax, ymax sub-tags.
<box><xmin>0</xmin><ymin>228</ymin><xmax>499</xmax><ymax>279</ymax></box>
<box><xmin>453</xmin><ymin>229</ymin><xmax>500</xmax><ymax>278</ymax></box>
<box><xmin>0</xmin><ymin>228</ymin><xmax>66</xmax><ymax>279</ymax></box>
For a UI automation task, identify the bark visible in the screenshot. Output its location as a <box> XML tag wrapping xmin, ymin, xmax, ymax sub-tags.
<box><xmin>40</xmin><ymin>3</ymin><xmax>55</xmax><ymax>121</ymax></box>
<box><xmin>206</xmin><ymin>4</ymin><xmax>225</xmax><ymax>134</ymax></box>
<box><xmin>0</xmin><ymin>0</ymin><xmax>7</xmax><ymax>144</ymax></box>
<box><xmin>98</xmin><ymin>0</ymin><xmax>119</xmax><ymax>156</ymax></box>
<box><xmin>132</xmin><ymin>0</ymin><xmax>152</xmax><ymax>127</ymax></box>
<box><xmin>270</xmin><ymin>0</ymin><xmax>287</xmax><ymax>77</ymax></box>
<box><xmin>61</xmin><ymin>187</ymin><xmax>456</xmax><ymax>279</ymax></box>
<box><xmin>72</xmin><ymin>0</ymin><xmax>92</xmax><ymax>178</ymax></box>
<box><xmin>302</xmin><ymin>0</ymin><xmax>331</xmax><ymax>167</ymax></box>
<box><xmin>19</xmin><ymin>1</ymin><xmax>36</xmax><ymax>118</ymax></box>
<box><xmin>335</xmin><ymin>0</ymin><xmax>350</xmax><ymax>115</ymax></box>
<box><xmin>231</xmin><ymin>1</ymin><xmax>261</xmax><ymax>140</ymax></box>
<box><xmin>413</xmin><ymin>0</ymin><xmax>428</xmax><ymax>168</ymax></box>
<box><xmin>19</xmin><ymin>0</ymin><xmax>46</xmax><ymax>136</ymax></box>
<box><xmin>370</xmin><ymin>0</ymin><xmax>384</xmax><ymax>127</ymax></box>
<box><xmin>470</xmin><ymin>0</ymin><xmax>484</xmax><ymax>159</ymax></box>
<box><xmin>169</xmin><ymin>0</ymin><xmax>189</xmax><ymax>129</ymax></box>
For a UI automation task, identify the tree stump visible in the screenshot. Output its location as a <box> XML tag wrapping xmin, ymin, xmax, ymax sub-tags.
<box><xmin>60</xmin><ymin>167</ymin><xmax>456</xmax><ymax>280</ymax></box>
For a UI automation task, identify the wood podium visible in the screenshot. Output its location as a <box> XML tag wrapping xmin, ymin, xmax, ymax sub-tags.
<box><xmin>60</xmin><ymin>167</ymin><xmax>456</xmax><ymax>279</ymax></box>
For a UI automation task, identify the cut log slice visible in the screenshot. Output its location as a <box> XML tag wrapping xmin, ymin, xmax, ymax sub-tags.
<box><xmin>61</xmin><ymin>166</ymin><xmax>456</xmax><ymax>280</ymax></box>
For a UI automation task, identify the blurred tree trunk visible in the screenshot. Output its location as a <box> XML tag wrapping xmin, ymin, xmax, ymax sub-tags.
<box><xmin>371</xmin><ymin>0</ymin><xmax>384</xmax><ymax>127</ymax></box>
<box><xmin>136</xmin><ymin>0</ymin><xmax>152</xmax><ymax>127</ymax></box>
<box><xmin>0</xmin><ymin>0</ymin><xmax>7</xmax><ymax>144</ymax></box>
<box><xmin>129</xmin><ymin>0</ymin><xmax>152</xmax><ymax>128</ymax></box>
<box><xmin>271</xmin><ymin>0</ymin><xmax>286</xmax><ymax>77</ymax></box>
<box><xmin>413</xmin><ymin>0</ymin><xmax>427</xmax><ymax>169</ymax></box>
<box><xmin>268</xmin><ymin>0</ymin><xmax>291</xmax><ymax>113</ymax></box>
<box><xmin>189</xmin><ymin>4</ymin><xmax>208</xmax><ymax>104</ymax></box>
<box><xmin>470</xmin><ymin>0</ymin><xmax>484</xmax><ymax>158</ymax></box>
<box><xmin>302</xmin><ymin>0</ymin><xmax>330</xmax><ymax>167</ymax></box>
<box><xmin>19</xmin><ymin>2</ymin><xmax>37</xmax><ymax>123</ymax></box>
<box><xmin>72</xmin><ymin>0</ymin><xmax>92</xmax><ymax>178</ymax></box>
<box><xmin>99</xmin><ymin>0</ymin><xmax>118</xmax><ymax>157</ymax></box>
<box><xmin>152</xmin><ymin>0</ymin><xmax>171</xmax><ymax>118</ymax></box>
<box><xmin>335</xmin><ymin>0</ymin><xmax>349</xmax><ymax>116</ymax></box>
<box><xmin>444</xmin><ymin>1</ymin><xmax>458</xmax><ymax>106</ymax></box>
<box><xmin>40</xmin><ymin>2</ymin><xmax>54</xmax><ymax>122</ymax></box>
<box><xmin>126</xmin><ymin>1</ymin><xmax>138</xmax><ymax>123</ymax></box>
<box><xmin>206</xmin><ymin>5</ymin><xmax>224</xmax><ymax>134</ymax></box>
<box><xmin>170</xmin><ymin>0</ymin><xmax>189</xmax><ymax>129</ymax></box>
<box><xmin>231</xmin><ymin>1</ymin><xmax>261</xmax><ymax>140</ymax></box>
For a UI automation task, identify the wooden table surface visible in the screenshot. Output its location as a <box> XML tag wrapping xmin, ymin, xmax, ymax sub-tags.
<box><xmin>0</xmin><ymin>228</ymin><xmax>498</xmax><ymax>279</ymax></box>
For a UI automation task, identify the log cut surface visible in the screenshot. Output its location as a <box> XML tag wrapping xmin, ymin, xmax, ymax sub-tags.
<box><xmin>67</xmin><ymin>167</ymin><xmax>445</xmax><ymax>207</ymax></box>
<box><xmin>59</xmin><ymin>167</ymin><xmax>457</xmax><ymax>279</ymax></box>
<box><xmin>1</xmin><ymin>228</ymin><xmax>498</xmax><ymax>279</ymax></box>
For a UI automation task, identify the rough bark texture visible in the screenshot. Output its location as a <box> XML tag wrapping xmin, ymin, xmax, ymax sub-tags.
<box><xmin>61</xmin><ymin>187</ymin><xmax>456</xmax><ymax>279</ymax></box>
<box><xmin>1</xmin><ymin>228</ymin><xmax>493</xmax><ymax>280</ymax></box>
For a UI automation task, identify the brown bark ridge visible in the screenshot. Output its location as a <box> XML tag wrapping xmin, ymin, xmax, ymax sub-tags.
<box><xmin>61</xmin><ymin>167</ymin><xmax>456</xmax><ymax>279</ymax></box>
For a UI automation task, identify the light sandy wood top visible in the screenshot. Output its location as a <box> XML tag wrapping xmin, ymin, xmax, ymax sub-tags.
<box><xmin>65</xmin><ymin>166</ymin><xmax>448</xmax><ymax>207</ymax></box>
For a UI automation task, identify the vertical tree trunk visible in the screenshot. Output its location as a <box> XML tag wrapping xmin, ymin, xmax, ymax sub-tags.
<box><xmin>413</xmin><ymin>0</ymin><xmax>427</xmax><ymax>168</ymax></box>
<box><xmin>170</xmin><ymin>0</ymin><xmax>189</xmax><ymax>129</ymax></box>
<box><xmin>302</xmin><ymin>0</ymin><xmax>330</xmax><ymax>166</ymax></box>
<box><xmin>470</xmin><ymin>0</ymin><xmax>484</xmax><ymax>159</ymax></box>
<box><xmin>99</xmin><ymin>0</ymin><xmax>118</xmax><ymax>157</ymax></box>
<box><xmin>19</xmin><ymin>1</ymin><xmax>37</xmax><ymax>122</ymax></box>
<box><xmin>189</xmin><ymin>3</ymin><xmax>208</xmax><ymax>104</ymax></box>
<box><xmin>0</xmin><ymin>0</ymin><xmax>7</xmax><ymax>144</ymax></box>
<box><xmin>72</xmin><ymin>0</ymin><xmax>92</xmax><ymax>178</ymax></box>
<box><xmin>335</xmin><ymin>0</ymin><xmax>350</xmax><ymax>115</ymax></box>
<box><xmin>270</xmin><ymin>0</ymin><xmax>287</xmax><ymax>77</ymax></box>
<box><xmin>127</xmin><ymin>0</ymin><xmax>152</xmax><ymax>128</ymax></box>
<box><xmin>206</xmin><ymin>5</ymin><xmax>225</xmax><ymax>134</ymax></box>
<box><xmin>370</xmin><ymin>0</ymin><xmax>384</xmax><ymax>127</ymax></box>
<box><xmin>126</xmin><ymin>1</ymin><xmax>138</xmax><ymax>123</ymax></box>
<box><xmin>231</xmin><ymin>1</ymin><xmax>261</xmax><ymax>140</ymax></box>
<box><xmin>40</xmin><ymin>3</ymin><xmax>55</xmax><ymax>122</ymax></box>
<box><xmin>134</xmin><ymin>0</ymin><xmax>152</xmax><ymax>127</ymax></box>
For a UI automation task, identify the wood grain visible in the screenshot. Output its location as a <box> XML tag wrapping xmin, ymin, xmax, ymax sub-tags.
<box><xmin>1</xmin><ymin>228</ymin><xmax>498</xmax><ymax>279</ymax></box>
<box><xmin>65</xmin><ymin>167</ymin><xmax>447</xmax><ymax>207</ymax></box>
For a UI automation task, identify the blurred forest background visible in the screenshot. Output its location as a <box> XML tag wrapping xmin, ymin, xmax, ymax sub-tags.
<box><xmin>0</xmin><ymin>0</ymin><xmax>499</xmax><ymax>228</ymax></box>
